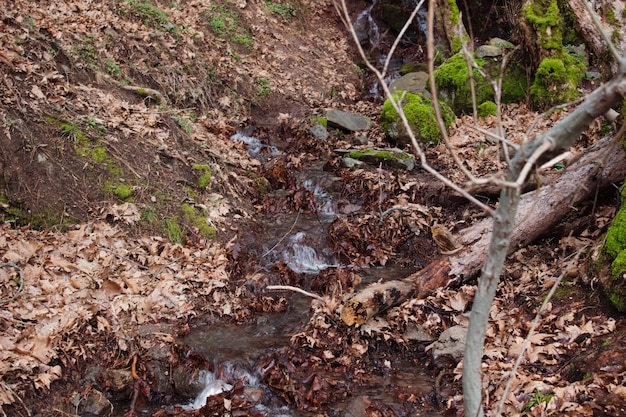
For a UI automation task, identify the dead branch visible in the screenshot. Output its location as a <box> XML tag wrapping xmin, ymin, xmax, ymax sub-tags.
<box><xmin>341</xmin><ymin>133</ymin><xmax>626</xmax><ymax>326</ymax></box>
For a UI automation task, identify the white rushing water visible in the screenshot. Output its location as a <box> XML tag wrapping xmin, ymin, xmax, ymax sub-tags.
<box><xmin>182</xmin><ymin>365</ymin><xmax>258</xmax><ymax>410</ymax></box>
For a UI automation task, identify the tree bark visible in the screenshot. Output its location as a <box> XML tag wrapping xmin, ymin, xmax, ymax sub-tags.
<box><xmin>341</xmin><ymin>133</ymin><xmax>626</xmax><ymax>326</ymax></box>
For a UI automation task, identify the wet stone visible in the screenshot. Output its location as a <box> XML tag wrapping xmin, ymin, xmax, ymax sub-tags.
<box><xmin>431</xmin><ymin>325</ymin><xmax>468</xmax><ymax>363</ymax></box>
<box><xmin>173</xmin><ymin>366</ymin><xmax>210</xmax><ymax>399</ymax></box>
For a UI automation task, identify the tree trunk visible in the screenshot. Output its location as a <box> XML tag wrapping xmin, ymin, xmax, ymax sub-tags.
<box><xmin>341</xmin><ymin>133</ymin><xmax>626</xmax><ymax>326</ymax></box>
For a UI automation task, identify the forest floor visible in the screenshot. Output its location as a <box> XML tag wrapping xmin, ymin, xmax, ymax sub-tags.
<box><xmin>1</xmin><ymin>0</ymin><xmax>626</xmax><ymax>416</ymax></box>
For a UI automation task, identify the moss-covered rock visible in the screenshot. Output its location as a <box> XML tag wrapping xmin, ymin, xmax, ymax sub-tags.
<box><xmin>379</xmin><ymin>91</ymin><xmax>454</xmax><ymax>147</ymax></box>
<box><xmin>529</xmin><ymin>54</ymin><xmax>585</xmax><ymax>108</ymax></box>
<box><xmin>343</xmin><ymin>148</ymin><xmax>415</xmax><ymax>171</ymax></box>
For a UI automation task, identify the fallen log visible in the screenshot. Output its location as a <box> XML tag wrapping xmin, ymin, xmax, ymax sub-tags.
<box><xmin>341</xmin><ymin>134</ymin><xmax>626</xmax><ymax>326</ymax></box>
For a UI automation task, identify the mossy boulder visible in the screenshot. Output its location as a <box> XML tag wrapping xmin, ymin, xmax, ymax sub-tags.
<box><xmin>379</xmin><ymin>91</ymin><xmax>454</xmax><ymax>148</ymax></box>
<box><xmin>434</xmin><ymin>52</ymin><xmax>528</xmax><ymax>115</ymax></box>
<box><xmin>341</xmin><ymin>148</ymin><xmax>415</xmax><ymax>171</ymax></box>
<box><xmin>530</xmin><ymin>54</ymin><xmax>585</xmax><ymax>109</ymax></box>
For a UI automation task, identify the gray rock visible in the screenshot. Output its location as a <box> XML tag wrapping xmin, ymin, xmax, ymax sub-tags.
<box><xmin>475</xmin><ymin>45</ymin><xmax>503</xmax><ymax>58</ymax></box>
<box><xmin>173</xmin><ymin>367</ymin><xmax>211</xmax><ymax>398</ymax></box>
<box><xmin>488</xmin><ymin>37</ymin><xmax>515</xmax><ymax>49</ymax></box>
<box><xmin>310</xmin><ymin>123</ymin><xmax>329</xmax><ymax>140</ymax></box>
<box><xmin>389</xmin><ymin>71</ymin><xmax>429</xmax><ymax>94</ymax></box>
<box><xmin>324</xmin><ymin>108</ymin><xmax>372</xmax><ymax>132</ymax></box>
<box><xmin>431</xmin><ymin>325</ymin><xmax>468</xmax><ymax>362</ymax></box>
<box><xmin>341</xmin><ymin>157</ymin><xmax>365</xmax><ymax>169</ymax></box>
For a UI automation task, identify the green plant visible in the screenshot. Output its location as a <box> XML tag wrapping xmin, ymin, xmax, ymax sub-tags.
<box><xmin>311</xmin><ymin>116</ymin><xmax>327</xmax><ymax>127</ymax></box>
<box><xmin>75</xmin><ymin>34</ymin><xmax>99</xmax><ymax>69</ymax></box>
<box><xmin>206</xmin><ymin>5</ymin><xmax>252</xmax><ymax>48</ymax></box>
<box><xmin>104</xmin><ymin>57</ymin><xmax>122</xmax><ymax>78</ymax></box>
<box><xmin>522</xmin><ymin>390</ymin><xmax>554</xmax><ymax>412</ymax></box>
<box><xmin>142</xmin><ymin>208</ymin><xmax>158</xmax><ymax>222</ymax></box>
<box><xmin>172</xmin><ymin>115</ymin><xmax>193</xmax><ymax>134</ymax></box>
<box><xmin>255</xmin><ymin>77</ymin><xmax>271</xmax><ymax>98</ymax></box>
<box><xmin>265</xmin><ymin>1</ymin><xmax>296</xmax><ymax>20</ymax></box>
<box><xmin>125</xmin><ymin>0</ymin><xmax>177</xmax><ymax>33</ymax></box>
<box><xmin>164</xmin><ymin>218</ymin><xmax>183</xmax><ymax>244</ymax></box>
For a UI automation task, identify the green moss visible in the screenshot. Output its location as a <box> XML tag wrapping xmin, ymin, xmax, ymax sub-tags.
<box><xmin>266</xmin><ymin>1</ymin><xmax>296</xmax><ymax>20</ymax></box>
<box><xmin>254</xmin><ymin>176</ymin><xmax>272</xmax><ymax>194</ymax></box>
<box><xmin>502</xmin><ymin>65</ymin><xmax>530</xmax><ymax>103</ymax></box>
<box><xmin>399</xmin><ymin>62</ymin><xmax>427</xmax><ymax>75</ymax></box>
<box><xmin>611</xmin><ymin>29</ymin><xmax>622</xmax><ymax>44</ymax></box>
<box><xmin>448</xmin><ymin>0</ymin><xmax>460</xmax><ymax>26</ymax></box>
<box><xmin>607</xmin><ymin>278</ymin><xmax>626</xmax><ymax>312</ymax></box>
<box><xmin>192</xmin><ymin>164</ymin><xmax>211</xmax><ymax>189</ymax></box>
<box><xmin>346</xmin><ymin>149</ymin><xmax>413</xmax><ymax>161</ymax></box>
<box><xmin>605</xmin><ymin>7</ymin><xmax>617</xmax><ymax>25</ymax></box>
<box><xmin>603</xmin><ymin>205</ymin><xmax>626</xmax><ymax>258</ymax></box>
<box><xmin>477</xmin><ymin>101</ymin><xmax>497</xmax><ymax>118</ymax></box>
<box><xmin>603</xmin><ymin>202</ymin><xmax>626</xmax><ymax>312</ymax></box>
<box><xmin>434</xmin><ymin>52</ymin><xmax>492</xmax><ymax>114</ymax></box>
<box><xmin>522</xmin><ymin>0</ymin><xmax>563</xmax><ymax>51</ymax></box>
<box><xmin>113</xmin><ymin>185</ymin><xmax>133</xmax><ymax>201</ymax></box>
<box><xmin>530</xmin><ymin>54</ymin><xmax>585</xmax><ymax>108</ymax></box>
<box><xmin>380</xmin><ymin>92</ymin><xmax>454</xmax><ymax>144</ymax></box>
<box><xmin>104</xmin><ymin>181</ymin><xmax>133</xmax><ymax>201</ymax></box>
<box><xmin>182</xmin><ymin>203</ymin><xmax>217</xmax><ymax>240</ymax></box>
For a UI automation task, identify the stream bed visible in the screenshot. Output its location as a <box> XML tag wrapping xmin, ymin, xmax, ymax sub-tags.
<box><xmin>171</xmin><ymin>133</ymin><xmax>445</xmax><ymax>416</ymax></box>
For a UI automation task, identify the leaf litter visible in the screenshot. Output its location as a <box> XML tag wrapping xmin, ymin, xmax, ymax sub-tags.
<box><xmin>0</xmin><ymin>0</ymin><xmax>625</xmax><ymax>415</ymax></box>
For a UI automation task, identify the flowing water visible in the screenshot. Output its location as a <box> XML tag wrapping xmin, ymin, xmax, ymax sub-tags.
<box><xmin>175</xmin><ymin>133</ymin><xmax>443</xmax><ymax>415</ymax></box>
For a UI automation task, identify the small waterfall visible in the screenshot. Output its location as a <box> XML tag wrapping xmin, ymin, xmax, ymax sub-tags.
<box><xmin>353</xmin><ymin>0</ymin><xmax>380</xmax><ymax>48</ymax></box>
<box><xmin>282</xmin><ymin>232</ymin><xmax>338</xmax><ymax>274</ymax></box>
<box><xmin>231</xmin><ymin>132</ymin><xmax>279</xmax><ymax>161</ymax></box>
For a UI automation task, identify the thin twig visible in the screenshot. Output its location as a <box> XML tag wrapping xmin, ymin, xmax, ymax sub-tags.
<box><xmin>266</xmin><ymin>285</ymin><xmax>324</xmax><ymax>302</ymax></box>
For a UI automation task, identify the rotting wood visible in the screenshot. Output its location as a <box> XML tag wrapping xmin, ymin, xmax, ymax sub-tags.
<box><xmin>341</xmin><ymin>133</ymin><xmax>626</xmax><ymax>326</ymax></box>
